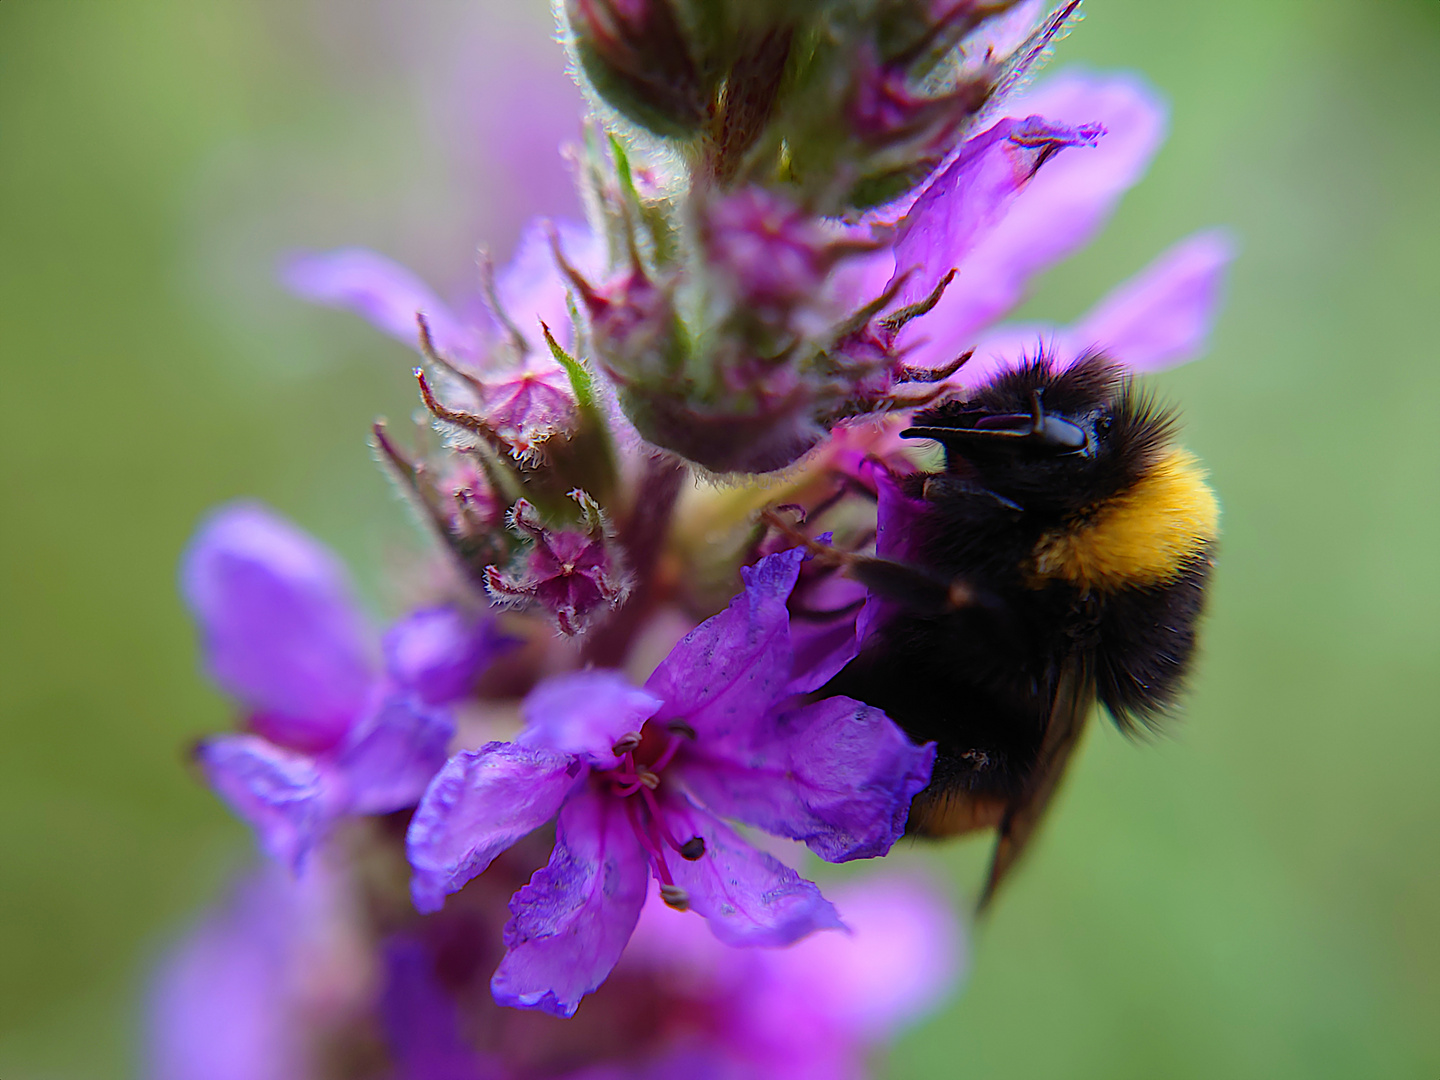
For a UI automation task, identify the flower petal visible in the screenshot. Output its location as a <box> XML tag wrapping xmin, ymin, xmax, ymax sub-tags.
<box><xmin>382</xmin><ymin>606</ymin><xmax>516</xmax><ymax>706</ymax></box>
<box><xmin>645</xmin><ymin>548</ymin><xmax>804</xmax><ymax>742</ymax></box>
<box><xmin>891</xmin><ymin>113</ymin><xmax>1104</xmax><ymax>306</ymax></box>
<box><xmin>496</xmin><ymin>218</ymin><xmax>604</xmax><ymax>354</ymax></box>
<box><xmin>1071</xmin><ymin>228</ymin><xmax>1236</xmax><ymax>372</ymax></box>
<box><xmin>148</xmin><ymin>868</ymin><xmax>322</xmax><ymax>1080</ymax></box>
<box><xmin>964</xmin><ymin>229</ymin><xmax>1236</xmax><ymax>382</ymax></box>
<box><xmin>282</xmin><ymin>247</ymin><xmax>479</xmax><ymax>361</ymax></box>
<box><xmin>334</xmin><ymin>693</ymin><xmax>456</xmax><ymax>816</ymax></box>
<box><xmin>196</xmin><ymin>735</ymin><xmax>328</xmax><ymax>871</ymax></box>
<box><xmin>517</xmin><ymin>670</ymin><xmax>663</xmax><ymax>764</ymax></box>
<box><xmin>381</xmin><ymin>937</ymin><xmax>498</xmax><ymax>1080</ymax></box>
<box><xmin>726</xmin><ymin>875</ymin><xmax>965</xmax><ymax>1061</ymax></box>
<box><xmin>899</xmin><ymin>71</ymin><xmax>1168</xmax><ymax>370</ymax></box>
<box><xmin>181</xmin><ymin>502</ymin><xmax>373</xmax><ymax>753</ymax></box>
<box><xmin>855</xmin><ymin>470</ymin><xmax>930</xmax><ymax>647</ymax></box>
<box><xmin>681</xmin><ymin>696</ymin><xmax>934</xmax><ymax>862</ymax></box>
<box><xmin>491</xmin><ymin>787</ymin><xmax>650</xmax><ymax>1017</ymax></box>
<box><xmin>663</xmin><ymin>796</ymin><xmax>843</xmax><ymax>947</ymax></box>
<box><xmin>785</xmin><ymin>573</ymin><xmax>869</xmax><ymax>696</ymax></box>
<box><xmin>406</xmin><ymin>743</ymin><xmax>583</xmax><ymax>914</ymax></box>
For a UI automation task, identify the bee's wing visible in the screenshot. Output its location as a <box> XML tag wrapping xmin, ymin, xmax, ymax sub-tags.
<box><xmin>977</xmin><ymin>653</ymin><xmax>1095</xmax><ymax>914</ymax></box>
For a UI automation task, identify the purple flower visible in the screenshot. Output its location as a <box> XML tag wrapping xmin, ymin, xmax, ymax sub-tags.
<box><xmin>147</xmin><ymin>864</ymin><xmax>356</xmax><ymax>1080</ymax></box>
<box><xmin>406</xmin><ymin>548</ymin><xmax>934</xmax><ymax>1017</ymax></box>
<box><xmin>889</xmin><ymin>69</ymin><xmax>1172</xmax><ymax>373</ymax></box>
<box><xmin>483</xmin><ymin>491</ymin><xmax>633</xmax><ymax>636</ymax></box>
<box><xmin>614</xmin><ymin>873</ymin><xmax>966</xmax><ymax>1080</ymax></box>
<box><xmin>184</xmin><ymin>502</ymin><xmax>511</xmax><ymax>870</ymax></box>
<box><xmin>698</xmin><ymin>187</ymin><xmax>872</xmax><ymax>317</ymax></box>
<box><xmin>285</xmin><ymin>221</ymin><xmax>606</xmax><ymax>457</ymax></box>
<box><xmin>889</xmin><ymin>113</ymin><xmax>1105</xmax><ymax>308</ymax></box>
<box><xmin>381</xmin><ymin>938</ymin><xmax>501</xmax><ymax>1080</ymax></box>
<box><xmin>783</xmin><ymin>465</ymin><xmax>931</xmax><ymax>679</ymax></box>
<box><xmin>151</xmin><ymin>865</ymin><xmax>961</xmax><ymax>1080</ymax></box>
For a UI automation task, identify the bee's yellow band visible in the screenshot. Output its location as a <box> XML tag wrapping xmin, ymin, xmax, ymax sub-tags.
<box><xmin>1030</xmin><ymin>448</ymin><xmax>1219</xmax><ymax>592</ymax></box>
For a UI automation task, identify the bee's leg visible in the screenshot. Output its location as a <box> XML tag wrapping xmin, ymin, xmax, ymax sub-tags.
<box><xmin>844</xmin><ymin>555</ymin><xmax>982</xmax><ymax>615</ymax></box>
<box><xmin>804</xmin><ymin>478</ymin><xmax>864</xmax><ymax>521</ymax></box>
<box><xmin>920</xmin><ymin>473</ymin><xmax>1024</xmax><ymax>513</ymax></box>
<box><xmin>762</xmin><ymin>506</ymin><xmax>998</xmax><ymax>616</ymax></box>
<box><xmin>789</xmin><ymin>597</ymin><xmax>867</xmax><ymax>623</ymax></box>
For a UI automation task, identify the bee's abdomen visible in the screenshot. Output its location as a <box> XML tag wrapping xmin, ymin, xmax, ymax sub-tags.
<box><xmin>1094</xmin><ymin>545</ymin><xmax>1214</xmax><ymax>729</ymax></box>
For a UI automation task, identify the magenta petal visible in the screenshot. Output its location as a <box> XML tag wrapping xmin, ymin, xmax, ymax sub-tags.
<box><xmin>334</xmin><ymin>694</ymin><xmax>455</xmax><ymax>816</ymax></box>
<box><xmin>406</xmin><ymin>744</ymin><xmax>582</xmax><ymax>914</ymax></box>
<box><xmin>900</xmin><ymin>72</ymin><xmax>1168</xmax><ymax>370</ymax></box>
<box><xmin>891</xmin><ymin>114</ymin><xmax>1103</xmax><ymax>306</ymax></box>
<box><xmin>517</xmin><ymin>671</ymin><xmax>663</xmax><ymax>764</ymax></box>
<box><xmin>964</xmin><ymin>229</ymin><xmax>1235</xmax><ymax>380</ymax></box>
<box><xmin>729</xmin><ymin>875</ymin><xmax>965</xmax><ymax>1057</ymax></box>
<box><xmin>148</xmin><ymin>868</ymin><xmax>316</xmax><ymax>1080</ymax></box>
<box><xmin>1072</xmin><ymin>229</ymin><xmax>1235</xmax><ymax>372</ymax></box>
<box><xmin>682</xmin><ymin>696</ymin><xmax>934</xmax><ymax>862</ymax></box>
<box><xmin>491</xmin><ymin>788</ymin><xmax>650</xmax><ymax>1018</ymax></box>
<box><xmin>383</xmin><ymin>606</ymin><xmax>515</xmax><ymax>706</ymax></box>
<box><xmin>381</xmin><ymin>938</ymin><xmax>498</xmax><ymax>1080</ymax></box>
<box><xmin>784</xmin><ymin>875</ymin><xmax>964</xmax><ymax>1040</ymax></box>
<box><xmin>664</xmin><ymin>796</ymin><xmax>843</xmax><ymax>947</ymax></box>
<box><xmin>181</xmin><ymin>503</ymin><xmax>373</xmax><ymax>753</ymax></box>
<box><xmin>645</xmin><ymin>548</ymin><xmax>804</xmax><ymax>742</ymax></box>
<box><xmin>856</xmin><ymin>472</ymin><xmax>931</xmax><ymax>646</ymax></box>
<box><xmin>495</xmin><ymin>219</ymin><xmax>604</xmax><ymax>353</ymax></box>
<box><xmin>785</xmin><ymin>575</ymin><xmax>870</xmax><ymax>696</ymax></box>
<box><xmin>196</xmin><ymin>736</ymin><xmax>328</xmax><ymax>871</ymax></box>
<box><xmin>282</xmin><ymin>247</ymin><xmax>478</xmax><ymax>360</ymax></box>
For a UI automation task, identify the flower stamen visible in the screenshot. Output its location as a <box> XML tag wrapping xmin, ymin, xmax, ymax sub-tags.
<box><xmin>659</xmin><ymin>884</ymin><xmax>690</xmax><ymax>911</ymax></box>
<box><xmin>649</xmin><ymin>734</ymin><xmax>684</xmax><ymax>773</ymax></box>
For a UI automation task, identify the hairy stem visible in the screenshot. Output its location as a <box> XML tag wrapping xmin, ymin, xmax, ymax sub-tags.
<box><xmin>582</xmin><ymin>454</ymin><xmax>687</xmax><ymax>667</ymax></box>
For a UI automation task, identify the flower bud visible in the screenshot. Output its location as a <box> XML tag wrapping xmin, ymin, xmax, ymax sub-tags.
<box><xmin>565</xmin><ymin>0</ymin><xmax>709</xmax><ymax>138</ymax></box>
<box><xmin>553</xmin><ymin>237</ymin><xmax>688</xmax><ymax>387</ymax></box>
<box><xmin>699</xmin><ymin>187</ymin><xmax>861</xmax><ymax>317</ymax></box>
<box><xmin>483</xmin><ymin>491</ymin><xmax>632</xmax><ymax>635</ymax></box>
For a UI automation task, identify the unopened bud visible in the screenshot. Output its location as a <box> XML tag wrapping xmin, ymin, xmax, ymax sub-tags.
<box><xmin>699</xmin><ymin>187</ymin><xmax>873</xmax><ymax>316</ymax></box>
<box><xmin>483</xmin><ymin>492</ymin><xmax>633</xmax><ymax>636</ymax></box>
<box><xmin>566</xmin><ymin>0</ymin><xmax>708</xmax><ymax>138</ymax></box>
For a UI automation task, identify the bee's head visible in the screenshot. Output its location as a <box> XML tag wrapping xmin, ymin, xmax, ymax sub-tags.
<box><xmin>903</xmin><ymin>352</ymin><xmax>1177</xmax><ymax>514</ymax></box>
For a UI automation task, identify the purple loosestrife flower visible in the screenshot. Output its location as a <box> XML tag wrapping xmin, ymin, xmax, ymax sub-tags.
<box><xmin>884</xmin><ymin>69</ymin><xmax>1201</xmax><ymax>375</ymax></box>
<box><xmin>286</xmin><ymin>221</ymin><xmax>606</xmax><ymax>460</ymax></box>
<box><xmin>886</xmin><ymin>114</ymin><xmax>1105</xmax><ymax>308</ymax></box>
<box><xmin>185</xmin><ymin>503</ymin><xmax>511</xmax><ymax>870</ymax></box>
<box><xmin>149</xmin><ymin>862</ymin><xmax>961</xmax><ymax>1080</ymax></box>
<box><xmin>147</xmin><ymin>863</ymin><xmax>364</xmax><ymax>1080</ymax></box>
<box><xmin>483</xmin><ymin>491</ymin><xmax>633</xmax><ymax>636</ymax></box>
<box><xmin>612</xmin><ymin>874</ymin><xmax>965</xmax><ymax>1080</ymax></box>
<box><xmin>159</xmin><ymin>4</ymin><xmax>1234</xmax><ymax>1071</ymax></box>
<box><xmin>406</xmin><ymin>548</ymin><xmax>934</xmax><ymax>1017</ymax></box>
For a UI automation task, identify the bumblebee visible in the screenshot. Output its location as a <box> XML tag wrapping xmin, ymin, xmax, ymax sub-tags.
<box><xmin>824</xmin><ymin>352</ymin><xmax>1218</xmax><ymax>909</ymax></box>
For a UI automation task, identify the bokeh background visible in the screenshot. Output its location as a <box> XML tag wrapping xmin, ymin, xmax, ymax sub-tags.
<box><xmin>2</xmin><ymin>0</ymin><xmax>1438</xmax><ymax>1076</ymax></box>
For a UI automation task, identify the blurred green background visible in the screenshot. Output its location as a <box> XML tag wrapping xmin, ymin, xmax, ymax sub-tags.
<box><xmin>2</xmin><ymin>1</ymin><xmax>1437</xmax><ymax>1077</ymax></box>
